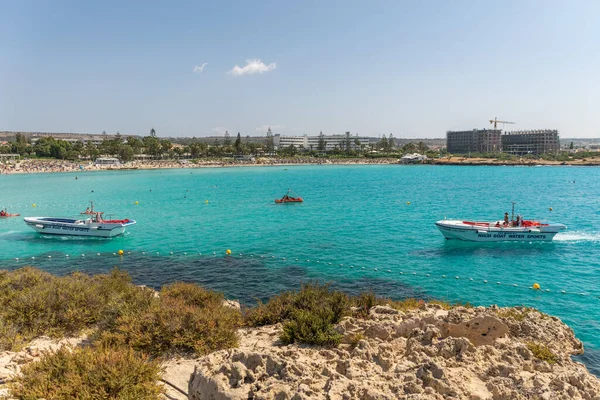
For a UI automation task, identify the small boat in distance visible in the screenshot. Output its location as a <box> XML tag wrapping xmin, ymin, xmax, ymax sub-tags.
<box><xmin>24</xmin><ymin>213</ymin><xmax>136</xmax><ymax>238</ymax></box>
<box><xmin>275</xmin><ymin>189</ymin><xmax>303</xmax><ymax>204</ymax></box>
<box><xmin>435</xmin><ymin>203</ymin><xmax>566</xmax><ymax>242</ymax></box>
<box><xmin>81</xmin><ymin>201</ymin><xmax>103</xmax><ymax>215</ymax></box>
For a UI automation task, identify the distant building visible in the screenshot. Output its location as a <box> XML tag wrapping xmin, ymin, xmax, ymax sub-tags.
<box><xmin>273</xmin><ymin>135</ymin><xmax>308</xmax><ymax>150</ymax></box>
<box><xmin>501</xmin><ymin>130</ymin><xmax>560</xmax><ymax>155</ymax></box>
<box><xmin>447</xmin><ymin>128</ymin><xmax>560</xmax><ymax>155</ymax></box>
<box><xmin>0</xmin><ymin>131</ymin><xmax>131</xmax><ymax>146</ymax></box>
<box><xmin>446</xmin><ymin>129</ymin><xmax>501</xmax><ymax>154</ymax></box>
<box><xmin>273</xmin><ymin>133</ymin><xmax>375</xmax><ymax>151</ymax></box>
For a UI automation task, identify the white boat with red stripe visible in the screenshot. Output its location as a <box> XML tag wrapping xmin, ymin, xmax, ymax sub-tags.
<box><xmin>24</xmin><ymin>213</ymin><xmax>136</xmax><ymax>238</ymax></box>
<box><xmin>435</xmin><ymin>219</ymin><xmax>566</xmax><ymax>242</ymax></box>
<box><xmin>435</xmin><ymin>203</ymin><xmax>566</xmax><ymax>242</ymax></box>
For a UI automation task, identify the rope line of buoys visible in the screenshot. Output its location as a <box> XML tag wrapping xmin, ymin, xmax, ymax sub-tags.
<box><xmin>1</xmin><ymin>200</ymin><xmax>230</xmax><ymax>210</ymax></box>
<box><xmin>3</xmin><ymin>249</ymin><xmax>598</xmax><ymax>299</ymax></box>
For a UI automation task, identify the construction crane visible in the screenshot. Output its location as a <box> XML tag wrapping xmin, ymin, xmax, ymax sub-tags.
<box><xmin>489</xmin><ymin>117</ymin><xmax>515</xmax><ymax>129</ymax></box>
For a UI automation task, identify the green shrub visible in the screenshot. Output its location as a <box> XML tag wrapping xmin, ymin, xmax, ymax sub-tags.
<box><xmin>526</xmin><ymin>341</ymin><xmax>558</xmax><ymax>364</ymax></box>
<box><xmin>388</xmin><ymin>298</ymin><xmax>422</xmax><ymax>312</ymax></box>
<box><xmin>98</xmin><ymin>294</ymin><xmax>241</xmax><ymax>356</ymax></box>
<box><xmin>348</xmin><ymin>332</ymin><xmax>366</xmax><ymax>348</ymax></box>
<box><xmin>9</xmin><ymin>345</ymin><xmax>163</xmax><ymax>400</ymax></box>
<box><xmin>0</xmin><ymin>316</ymin><xmax>27</xmax><ymax>352</ymax></box>
<box><xmin>0</xmin><ymin>267</ymin><xmax>151</xmax><ymax>349</ymax></box>
<box><xmin>243</xmin><ymin>292</ymin><xmax>296</xmax><ymax>326</ymax></box>
<box><xmin>496</xmin><ymin>307</ymin><xmax>545</xmax><ymax>322</ymax></box>
<box><xmin>244</xmin><ymin>283</ymin><xmax>351</xmax><ymax>346</ymax></box>
<box><xmin>161</xmin><ymin>282</ymin><xmax>224</xmax><ymax>308</ymax></box>
<box><xmin>351</xmin><ymin>291</ymin><xmax>389</xmax><ymax>318</ymax></box>
<box><xmin>352</xmin><ymin>291</ymin><xmax>377</xmax><ymax>315</ymax></box>
<box><xmin>244</xmin><ymin>283</ymin><xmax>351</xmax><ymax>328</ymax></box>
<box><xmin>497</xmin><ymin>308</ymin><xmax>527</xmax><ymax>321</ymax></box>
<box><xmin>280</xmin><ymin>309</ymin><xmax>343</xmax><ymax>346</ymax></box>
<box><xmin>0</xmin><ymin>268</ymin><xmax>240</xmax><ymax>357</ymax></box>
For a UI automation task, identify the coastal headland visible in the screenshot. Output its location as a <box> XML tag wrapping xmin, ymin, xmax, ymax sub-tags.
<box><xmin>0</xmin><ymin>268</ymin><xmax>598</xmax><ymax>399</ymax></box>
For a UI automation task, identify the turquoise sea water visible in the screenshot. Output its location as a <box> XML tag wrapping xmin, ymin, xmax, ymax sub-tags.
<box><xmin>1</xmin><ymin>165</ymin><xmax>599</xmax><ymax>372</ymax></box>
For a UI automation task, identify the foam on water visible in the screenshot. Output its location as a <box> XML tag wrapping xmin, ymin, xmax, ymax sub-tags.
<box><xmin>554</xmin><ymin>231</ymin><xmax>600</xmax><ymax>242</ymax></box>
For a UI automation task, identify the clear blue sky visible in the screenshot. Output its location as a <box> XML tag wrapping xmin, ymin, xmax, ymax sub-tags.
<box><xmin>1</xmin><ymin>0</ymin><xmax>598</xmax><ymax>138</ymax></box>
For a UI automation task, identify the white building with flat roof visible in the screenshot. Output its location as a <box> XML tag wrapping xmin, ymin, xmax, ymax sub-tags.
<box><xmin>273</xmin><ymin>134</ymin><xmax>376</xmax><ymax>151</ymax></box>
<box><xmin>273</xmin><ymin>135</ymin><xmax>308</xmax><ymax>150</ymax></box>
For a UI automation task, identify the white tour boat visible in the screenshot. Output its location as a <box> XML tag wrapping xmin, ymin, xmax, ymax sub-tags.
<box><xmin>435</xmin><ymin>219</ymin><xmax>566</xmax><ymax>242</ymax></box>
<box><xmin>24</xmin><ymin>214</ymin><xmax>136</xmax><ymax>238</ymax></box>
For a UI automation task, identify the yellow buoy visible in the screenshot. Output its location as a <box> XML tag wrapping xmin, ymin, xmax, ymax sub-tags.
<box><xmin>226</xmin><ymin>249</ymin><xmax>231</xmax><ymax>255</ymax></box>
<box><xmin>205</xmin><ymin>200</ymin><xmax>209</xmax><ymax>204</ymax></box>
<box><xmin>32</xmin><ymin>203</ymin><xmax>36</xmax><ymax>207</ymax></box>
<box><xmin>118</xmin><ymin>250</ymin><xmax>124</xmax><ymax>256</ymax></box>
<box><xmin>135</xmin><ymin>201</ymin><xmax>139</xmax><ymax>205</ymax></box>
<box><xmin>533</xmin><ymin>283</ymin><xmax>540</xmax><ymax>290</ymax></box>
<box><xmin>549</xmin><ymin>207</ymin><xmax>553</xmax><ymax>211</ymax></box>
<box><xmin>406</xmin><ymin>201</ymin><xmax>410</xmax><ymax>205</ymax></box>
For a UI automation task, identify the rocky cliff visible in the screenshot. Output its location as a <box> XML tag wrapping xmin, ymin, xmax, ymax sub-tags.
<box><xmin>189</xmin><ymin>304</ymin><xmax>600</xmax><ymax>400</ymax></box>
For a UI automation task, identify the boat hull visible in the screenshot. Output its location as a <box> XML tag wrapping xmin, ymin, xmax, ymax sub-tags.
<box><xmin>275</xmin><ymin>199</ymin><xmax>303</xmax><ymax>203</ymax></box>
<box><xmin>24</xmin><ymin>217</ymin><xmax>135</xmax><ymax>238</ymax></box>
<box><xmin>435</xmin><ymin>220</ymin><xmax>565</xmax><ymax>242</ymax></box>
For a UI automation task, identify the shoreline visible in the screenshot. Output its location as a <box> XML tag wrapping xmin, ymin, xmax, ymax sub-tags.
<box><xmin>2</xmin><ymin>156</ymin><xmax>600</xmax><ymax>175</ymax></box>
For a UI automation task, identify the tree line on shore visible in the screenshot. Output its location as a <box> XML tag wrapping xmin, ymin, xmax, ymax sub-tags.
<box><xmin>2</xmin><ymin>130</ymin><xmax>590</xmax><ymax>163</ymax></box>
<box><xmin>0</xmin><ymin>129</ymin><xmax>438</xmax><ymax>161</ymax></box>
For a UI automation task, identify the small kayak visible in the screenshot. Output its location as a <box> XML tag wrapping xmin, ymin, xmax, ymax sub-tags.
<box><xmin>0</xmin><ymin>214</ymin><xmax>20</xmax><ymax>218</ymax></box>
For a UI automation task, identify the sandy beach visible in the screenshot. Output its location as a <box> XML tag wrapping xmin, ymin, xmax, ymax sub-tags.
<box><xmin>0</xmin><ymin>157</ymin><xmax>401</xmax><ymax>174</ymax></box>
<box><xmin>2</xmin><ymin>155</ymin><xmax>600</xmax><ymax>175</ymax></box>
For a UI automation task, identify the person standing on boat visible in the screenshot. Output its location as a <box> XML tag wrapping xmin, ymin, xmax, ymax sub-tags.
<box><xmin>516</xmin><ymin>215</ymin><xmax>522</xmax><ymax>227</ymax></box>
<box><xmin>503</xmin><ymin>212</ymin><xmax>509</xmax><ymax>226</ymax></box>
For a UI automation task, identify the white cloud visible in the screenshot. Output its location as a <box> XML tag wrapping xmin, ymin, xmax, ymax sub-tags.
<box><xmin>229</xmin><ymin>59</ymin><xmax>276</xmax><ymax>76</ymax></box>
<box><xmin>193</xmin><ymin>63</ymin><xmax>208</xmax><ymax>73</ymax></box>
<box><xmin>256</xmin><ymin>125</ymin><xmax>285</xmax><ymax>132</ymax></box>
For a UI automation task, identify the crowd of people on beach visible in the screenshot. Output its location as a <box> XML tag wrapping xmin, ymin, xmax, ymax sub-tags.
<box><xmin>0</xmin><ymin>157</ymin><xmax>401</xmax><ymax>174</ymax></box>
<box><xmin>0</xmin><ymin>159</ymin><xmax>85</xmax><ymax>174</ymax></box>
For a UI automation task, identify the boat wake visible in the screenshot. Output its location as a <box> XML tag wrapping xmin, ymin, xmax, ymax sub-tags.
<box><xmin>554</xmin><ymin>232</ymin><xmax>600</xmax><ymax>242</ymax></box>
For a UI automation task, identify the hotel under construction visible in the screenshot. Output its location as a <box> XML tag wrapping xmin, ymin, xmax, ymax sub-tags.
<box><xmin>446</xmin><ymin>129</ymin><xmax>560</xmax><ymax>155</ymax></box>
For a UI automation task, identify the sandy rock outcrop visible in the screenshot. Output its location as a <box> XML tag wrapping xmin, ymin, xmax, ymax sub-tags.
<box><xmin>0</xmin><ymin>336</ymin><xmax>87</xmax><ymax>397</ymax></box>
<box><xmin>189</xmin><ymin>305</ymin><xmax>600</xmax><ymax>400</ymax></box>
